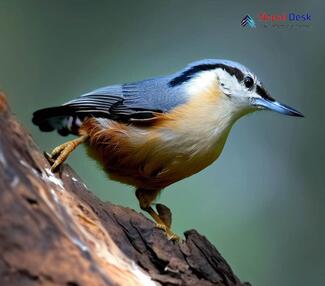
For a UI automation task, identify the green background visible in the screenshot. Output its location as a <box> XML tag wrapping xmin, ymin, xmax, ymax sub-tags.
<box><xmin>0</xmin><ymin>0</ymin><xmax>324</xmax><ymax>285</ymax></box>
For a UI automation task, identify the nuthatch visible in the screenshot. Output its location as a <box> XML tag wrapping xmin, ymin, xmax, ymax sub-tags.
<box><xmin>33</xmin><ymin>59</ymin><xmax>303</xmax><ymax>240</ymax></box>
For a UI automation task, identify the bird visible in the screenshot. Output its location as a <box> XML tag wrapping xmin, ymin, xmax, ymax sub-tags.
<box><xmin>32</xmin><ymin>59</ymin><xmax>303</xmax><ymax>240</ymax></box>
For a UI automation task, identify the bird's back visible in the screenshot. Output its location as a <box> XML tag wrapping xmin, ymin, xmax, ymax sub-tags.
<box><xmin>32</xmin><ymin>75</ymin><xmax>188</xmax><ymax>136</ymax></box>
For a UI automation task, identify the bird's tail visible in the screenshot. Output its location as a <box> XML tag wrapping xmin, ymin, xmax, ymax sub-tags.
<box><xmin>32</xmin><ymin>106</ymin><xmax>84</xmax><ymax>136</ymax></box>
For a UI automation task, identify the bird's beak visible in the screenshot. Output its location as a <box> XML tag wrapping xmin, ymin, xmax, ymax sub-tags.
<box><xmin>251</xmin><ymin>85</ymin><xmax>304</xmax><ymax>117</ymax></box>
<box><xmin>252</xmin><ymin>97</ymin><xmax>304</xmax><ymax>117</ymax></box>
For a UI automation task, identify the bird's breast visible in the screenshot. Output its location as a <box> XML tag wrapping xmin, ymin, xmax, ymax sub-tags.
<box><xmin>80</xmin><ymin>108</ymin><xmax>233</xmax><ymax>190</ymax></box>
<box><xmin>80</xmin><ymin>80</ymin><xmax>237</xmax><ymax>189</ymax></box>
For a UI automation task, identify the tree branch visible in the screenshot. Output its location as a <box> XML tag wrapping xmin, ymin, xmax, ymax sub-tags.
<box><xmin>0</xmin><ymin>93</ymin><xmax>250</xmax><ymax>286</ymax></box>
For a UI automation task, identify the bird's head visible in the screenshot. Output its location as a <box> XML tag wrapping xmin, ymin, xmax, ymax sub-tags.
<box><xmin>169</xmin><ymin>59</ymin><xmax>303</xmax><ymax>120</ymax></box>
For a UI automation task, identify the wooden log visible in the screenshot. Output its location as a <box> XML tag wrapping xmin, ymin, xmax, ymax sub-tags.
<box><xmin>0</xmin><ymin>93</ymin><xmax>250</xmax><ymax>286</ymax></box>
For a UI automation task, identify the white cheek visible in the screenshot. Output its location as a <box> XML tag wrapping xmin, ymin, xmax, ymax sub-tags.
<box><xmin>216</xmin><ymin>69</ymin><xmax>242</xmax><ymax>96</ymax></box>
<box><xmin>185</xmin><ymin>70</ymin><xmax>217</xmax><ymax>96</ymax></box>
<box><xmin>217</xmin><ymin>70</ymin><xmax>257</xmax><ymax>100</ymax></box>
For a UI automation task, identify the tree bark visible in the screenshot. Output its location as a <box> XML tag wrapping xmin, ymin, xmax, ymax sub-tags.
<box><xmin>0</xmin><ymin>93</ymin><xmax>250</xmax><ymax>286</ymax></box>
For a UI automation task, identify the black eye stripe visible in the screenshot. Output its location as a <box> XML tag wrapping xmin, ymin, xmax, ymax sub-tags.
<box><xmin>169</xmin><ymin>64</ymin><xmax>244</xmax><ymax>87</ymax></box>
<box><xmin>256</xmin><ymin>84</ymin><xmax>275</xmax><ymax>102</ymax></box>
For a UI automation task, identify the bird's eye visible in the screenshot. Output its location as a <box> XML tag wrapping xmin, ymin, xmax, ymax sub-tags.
<box><xmin>244</xmin><ymin>76</ymin><xmax>254</xmax><ymax>89</ymax></box>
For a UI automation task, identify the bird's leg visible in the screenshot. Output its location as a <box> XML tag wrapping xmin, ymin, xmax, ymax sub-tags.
<box><xmin>145</xmin><ymin>206</ymin><xmax>179</xmax><ymax>241</ymax></box>
<box><xmin>136</xmin><ymin>188</ymin><xmax>179</xmax><ymax>241</ymax></box>
<box><xmin>155</xmin><ymin>203</ymin><xmax>172</xmax><ymax>229</ymax></box>
<box><xmin>50</xmin><ymin>135</ymin><xmax>88</xmax><ymax>172</ymax></box>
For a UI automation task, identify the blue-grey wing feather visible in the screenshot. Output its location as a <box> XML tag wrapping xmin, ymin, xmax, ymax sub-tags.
<box><xmin>64</xmin><ymin>75</ymin><xmax>187</xmax><ymax>121</ymax></box>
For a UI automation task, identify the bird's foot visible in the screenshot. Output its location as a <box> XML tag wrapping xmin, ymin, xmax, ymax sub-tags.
<box><xmin>48</xmin><ymin>135</ymin><xmax>88</xmax><ymax>172</ymax></box>
<box><xmin>155</xmin><ymin>203</ymin><xmax>172</xmax><ymax>228</ymax></box>
<box><xmin>155</xmin><ymin>223</ymin><xmax>180</xmax><ymax>241</ymax></box>
<box><xmin>50</xmin><ymin>142</ymin><xmax>75</xmax><ymax>172</ymax></box>
<box><xmin>43</xmin><ymin>151</ymin><xmax>55</xmax><ymax>164</ymax></box>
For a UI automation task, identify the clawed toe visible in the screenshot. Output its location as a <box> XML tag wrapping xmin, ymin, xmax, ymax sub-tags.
<box><xmin>136</xmin><ymin>189</ymin><xmax>180</xmax><ymax>242</ymax></box>
<box><xmin>43</xmin><ymin>152</ymin><xmax>55</xmax><ymax>164</ymax></box>
<box><xmin>51</xmin><ymin>141</ymin><xmax>70</xmax><ymax>158</ymax></box>
<box><xmin>44</xmin><ymin>151</ymin><xmax>62</xmax><ymax>172</ymax></box>
<box><xmin>168</xmin><ymin>233</ymin><xmax>180</xmax><ymax>242</ymax></box>
<box><xmin>45</xmin><ymin>135</ymin><xmax>88</xmax><ymax>173</ymax></box>
<box><xmin>155</xmin><ymin>223</ymin><xmax>168</xmax><ymax>231</ymax></box>
<box><xmin>155</xmin><ymin>223</ymin><xmax>180</xmax><ymax>241</ymax></box>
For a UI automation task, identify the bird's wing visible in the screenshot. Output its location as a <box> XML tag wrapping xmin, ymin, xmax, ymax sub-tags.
<box><xmin>63</xmin><ymin>77</ymin><xmax>187</xmax><ymax>122</ymax></box>
<box><xmin>32</xmin><ymin>76</ymin><xmax>188</xmax><ymax>134</ymax></box>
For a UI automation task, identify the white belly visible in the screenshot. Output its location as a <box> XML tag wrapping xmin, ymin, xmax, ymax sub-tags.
<box><xmin>122</xmin><ymin>119</ymin><xmax>233</xmax><ymax>189</ymax></box>
<box><xmin>152</xmin><ymin>124</ymin><xmax>232</xmax><ymax>183</ymax></box>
